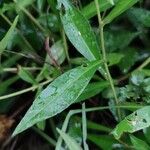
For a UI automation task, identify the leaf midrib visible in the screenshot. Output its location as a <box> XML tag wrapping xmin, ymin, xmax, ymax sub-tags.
<box><xmin>22</xmin><ymin>61</ymin><xmax>100</xmax><ymax>126</ymax></box>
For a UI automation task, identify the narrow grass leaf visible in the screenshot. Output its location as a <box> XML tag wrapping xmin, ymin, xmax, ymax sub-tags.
<box><xmin>112</xmin><ymin>106</ymin><xmax>150</xmax><ymax>139</ymax></box>
<box><xmin>57</xmin><ymin>128</ymin><xmax>82</xmax><ymax>150</ymax></box>
<box><xmin>0</xmin><ymin>16</ymin><xmax>18</xmax><ymax>53</ymax></box>
<box><xmin>103</xmin><ymin>0</ymin><xmax>139</xmax><ymax>25</ymax></box>
<box><xmin>13</xmin><ymin>61</ymin><xmax>100</xmax><ymax>136</ymax></box>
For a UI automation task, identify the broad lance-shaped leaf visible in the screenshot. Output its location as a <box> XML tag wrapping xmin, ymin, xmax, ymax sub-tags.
<box><xmin>13</xmin><ymin>61</ymin><xmax>100</xmax><ymax>136</ymax></box>
<box><xmin>58</xmin><ymin>0</ymin><xmax>100</xmax><ymax>61</ymax></box>
<box><xmin>57</xmin><ymin>128</ymin><xmax>82</xmax><ymax>150</ymax></box>
<box><xmin>103</xmin><ymin>0</ymin><xmax>139</xmax><ymax>25</ymax></box>
<box><xmin>0</xmin><ymin>16</ymin><xmax>18</xmax><ymax>53</ymax></box>
<box><xmin>112</xmin><ymin>106</ymin><xmax>150</xmax><ymax>139</ymax></box>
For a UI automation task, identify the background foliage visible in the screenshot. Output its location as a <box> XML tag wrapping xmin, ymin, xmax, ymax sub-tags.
<box><xmin>0</xmin><ymin>0</ymin><xmax>150</xmax><ymax>149</ymax></box>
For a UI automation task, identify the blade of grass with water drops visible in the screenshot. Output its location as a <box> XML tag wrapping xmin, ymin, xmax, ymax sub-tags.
<box><xmin>13</xmin><ymin>60</ymin><xmax>101</xmax><ymax>136</ymax></box>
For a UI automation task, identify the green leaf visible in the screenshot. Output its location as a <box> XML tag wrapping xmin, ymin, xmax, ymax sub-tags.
<box><xmin>119</xmin><ymin>48</ymin><xmax>138</xmax><ymax>73</ymax></box>
<box><xmin>18</xmin><ymin>66</ymin><xmax>37</xmax><ymax>84</ymax></box>
<box><xmin>16</xmin><ymin>0</ymin><xmax>34</xmax><ymax>8</ymax></box>
<box><xmin>104</xmin><ymin>30</ymin><xmax>139</xmax><ymax>52</ymax></box>
<box><xmin>130</xmin><ymin>135</ymin><xmax>150</xmax><ymax>150</ymax></box>
<box><xmin>0</xmin><ymin>3</ymin><xmax>15</xmax><ymax>14</ymax></box>
<box><xmin>49</xmin><ymin>40</ymin><xmax>66</xmax><ymax>65</ymax></box>
<box><xmin>57</xmin><ymin>128</ymin><xmax>82</xmax><ymax>150</ymax></box>
<box><xmin>87</xmin><ymin>119</ymin><xmax>112</xmax><ymax>133</ymax></box>
<box><xmin>0</xmin><ymin>16</ymin><xmax>18</xmax><ymax>53</ymax></box>
<box><xmin>144</xmin><ymin>127</ymin><xmax>150</xmax><ymax>144</ymax></box>
<box><xmin>0</xmin><ymin>76</ymin><xmax>19</xmax><ymax>95</ymax></box>
<box><xmin>127</xmin><ymin>7</ymin><xmax>150</xmax><ymax>27</ymax></box>
<box><xmin>75</xmin><ymin>116</ymin><xmax>112</xmax><ymax>132</ymax></box>
<box><xmin>141</xmin><ymin>69</ymin><xmax>150</xmax><ymax>77</ymax></box>
<box><xmin>81</xmin><ymin>0</ymin><xmax>118</xmax><ymax>19</ymax></box>
<box><xmin>103</xmin><ymin>0</ymin><xmax>139</xmax><ymax>25</ymax></box>
<box><xmin>76</xmin><ymin>81</ymin><xmax>109</xmax><ymax>102</ymax></box>
<box><xmin>106</xmin><ymin>0</ymin><xmax>114</xmax><ymax>5</ymax></box>
<box><xmin>36</xmin><ymin>120</ymin><xmax>46</xmax><ymax>131</ymax></box>
<box><xmin>107</xmin><ymin>53</ymin><xmax>124</xmax><ymax>66</ymax></box>
<box><xmin>38</xmin><ymin>14</ymin><xmax>60</xmax><ymax>32</ymax></box>
<box><xmin>88</xmin><ymin>134</ymin><xmax>118</xmax><ymax>150</ymax></box>
<box><xmin>112</xmin><ymin>106</ymin><xmax>150</xmax><ymax>139</ymax></box>
<box><xmin>58</xmin><ymin>0</ymin><xmax>100</xmax><ymax>61</ymax></box>
<box><xmin>13</xmin><ymin>61</ymin><xmax>100</xmax><ymax>135</ymax></box>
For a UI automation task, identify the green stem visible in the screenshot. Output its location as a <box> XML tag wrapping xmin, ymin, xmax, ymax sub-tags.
<box><xmin>32</xmin><ymin>127</ymin><xmax>56</xmax><ymax>147</ymax></box>
<box><xmin>0</xmin><ymin>79</ymin><xmax>53</xmax><ymax>100</ymax></box>
<box><xmin>56</xmin><ymin>104</ymin><xmax>143</xmax><ymax>149</ymax></box>
<box><xmin>94</xmin><ymin>0</ymin><xmax>121</xmax><ymax>120</ymax></box>
<box><xmin>2</xmin><ymin>67</ymin><xmax>42</xmax><ymax>73</ymax></box>
<box><xmin>136</xmin><ymin>56</ymin><xmax>150</xmax><ymax>70</ymax></box>
<box><xmin>82</xmin><ymin>103</ymin><xmax>89</xmax><ymax>150</ymax></box>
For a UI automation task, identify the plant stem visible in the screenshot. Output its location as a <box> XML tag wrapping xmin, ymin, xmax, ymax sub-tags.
<box><xmin>82</xmin><ymin>103</ymin><xmax>89</xmax><ymax>150</ymax></box>
<box><xmin>32</xmin><ymin>127</ymin><xmax>56</xmax><ymax>147</ymax></box>
<box><xmin>0</xmin><ymin>79</ymin><xmax>53</xmax><ymax>100</ymax></box>
<box><xmin>94</xmin><ymin>0</ymin><xmax>121</xmax><ymax>120</ymax></box>
<box><xmin>2</xmin><ymin>67</ymin><xmax>42</xmax><ymax>73</ymax></box>
<box><xmin>136</xmin><ymin>56</ymin><xmax>150</xmax><ymax>70</ymax></box>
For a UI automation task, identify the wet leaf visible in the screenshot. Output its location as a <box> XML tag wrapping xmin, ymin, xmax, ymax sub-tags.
<box><xmin>112</xmin><ymin>106</ymin><xmax>150</xmax><ymax>139</ymax></box>
<box><xmin>13</xmin><ymin>61</ymin><xmax>100</xmax><ymax>135</ymax></box>
<box><xmin>58</xmin><ymin>0</ymin><xmax>101</xmax><ymax>61</ymax></box>
<box><xmin>57</xmin><ymin>128</ymin><xmax>82</xmax><ymax>150</ymax></box>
